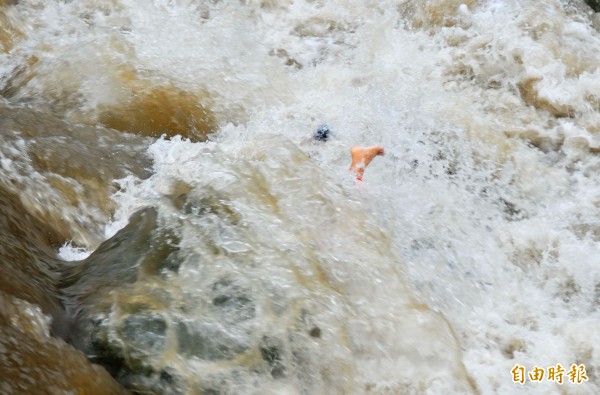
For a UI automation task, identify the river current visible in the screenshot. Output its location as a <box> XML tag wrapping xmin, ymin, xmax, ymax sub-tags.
<box><xmin>1</xmin><ymin>1</ymin><xmax>600</xmax><ymax>394</ymax></box>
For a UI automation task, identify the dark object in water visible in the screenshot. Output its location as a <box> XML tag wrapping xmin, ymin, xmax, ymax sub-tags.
<box><xmin>314</xmin><ymin>124</ymin><xmax>331</xmax><ymax>142</ymax></box>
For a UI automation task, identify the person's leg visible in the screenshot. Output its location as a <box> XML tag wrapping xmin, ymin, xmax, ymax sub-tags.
<box><xmin>349</xmin><ymin>146</ymin><xmax>384</xmax><ymax>181</ymax></box>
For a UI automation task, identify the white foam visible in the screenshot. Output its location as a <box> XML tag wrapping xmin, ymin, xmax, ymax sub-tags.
<box><xmin>4</xmin><ymin>0</ymin><xmax>600</xmax><ymax>393</ymax></box>
<box><xmin>58</xmin><ymin>242</ymin><xmax>91</xmax><ymax>261</ymax></box>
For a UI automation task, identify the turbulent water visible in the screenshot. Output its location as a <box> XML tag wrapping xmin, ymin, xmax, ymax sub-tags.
<box><xmin>2</xmin><ymin>0</ymin><xmax>600</xmax><ymax>394</ymax></box>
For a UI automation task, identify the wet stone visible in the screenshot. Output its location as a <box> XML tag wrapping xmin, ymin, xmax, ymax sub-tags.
<box><xmin>176</xmin><ymin>320</ymin><xmax>251</xmax><ymax>361</ymax></box>
<box><xmin>0</xmin><ymin>292</ymin><xmax>128</xmax><ymax>395</ymax></box>
<box><xmin>157</xmin><ymin>369</ymin><xmax>186</xmax><ymax>395</ymax></box>
<box><xmin>60</xmin><ymin>207</ymin><xmax>183</xmax><ymax>299</ymax></box>
<box><xmin>119</xmin><ymin>367</ymin><xmax>186</xmax><ymax>395</ymax></box>
<box><xmin>60</xmin><ymin>208</ymin><xmax>159</xmax><ymax>291</ymax></box>
<box><xmin>259</xmin><ymin>336</ymin><xmax>287</xmax><ymax>378</ymax></box>
<box><xmin>77</xmin><ymin>312</ymin><xmax>177</xmax><ymax>394</ymax></box>
<box><xmin>180</xmin><ymin>192</ymin><xmax>241</xmax><ymax>225</ymax></box>
<box><xmin>85</xmin><ymin>318</ymin><xmax>121</xmax><ymax>366</ymax></box>
<box><xmin>118</xmin><ymin>313</ymin><xmax>167</xmax><ymax>358</ymax></box>
<box><xmin>58</xmin><ymin>204</ymin><xmax>323</xmax><ymax>393</ymax></box>
<box><xmin>211</xmin><ymin>277</ymin><xmax>256</xmax><ymax>323</ymax></box>
<box><xmin>586</xmin><ymin>0</ymin><xmax>600</xmax><ymax>12</ymax></box>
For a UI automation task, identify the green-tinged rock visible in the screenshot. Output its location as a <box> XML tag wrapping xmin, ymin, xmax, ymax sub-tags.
<box><xmin>176</xmin><ymin>319</ymin><xmax>252</xmax><ymax>361</ymax></box>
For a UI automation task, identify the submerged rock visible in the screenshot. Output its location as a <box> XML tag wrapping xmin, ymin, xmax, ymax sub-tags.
<box><xmin>59</xmin><ymin>190</ymin><xmax>344</xmax><ymax>394</ymax></box>
<box><xmin>259</xmin><ymin>335</ymin><xmax>287</xmax><ymax>378</ymax></box>
<box><xmin>119</xmin><ymin>313</ymin><xmax>168</xmax><ymax>361</ymax></box>
<box><xmin>62</xmin><ymin>208</ymin><xmax>180</xmax><ymax>366</ymax></box>
<box><xmin>61</xmin><ymin>139</ymin><xmax>474</xmax><ymax>394</ymax></box>
<box><xmin>0</xmin><ymin>184</ymin><xmax>130</xmax><ymax>394</ymax></box>
<box><xmin>211</xmin><ymin>276</ymin><xmax>256</xmax><ymax>323</ymax></box>
<box><xmin>0</xmin><ymin>185</ymin><xmax>67</xmax><ymax>336</ymax></box>
<box><xmin>176</xmin><ymin>319</ymin><xmax>252</xmax><ymax>361</ymax></box>
<box><xmin>0</xmin><ymin>292</ymin><xmax>129</xmax><ymax>395</ymax></box>
<box><xmin>586</xmin><ymin>0</ymin><xmax>600</xmax><ymax>12</ymax></box>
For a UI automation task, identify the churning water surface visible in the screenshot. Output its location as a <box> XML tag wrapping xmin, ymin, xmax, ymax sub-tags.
<box><xmin>1</xmin><ymin>0</ymin><xmax>600</xmax><ymax>394</ymax></box>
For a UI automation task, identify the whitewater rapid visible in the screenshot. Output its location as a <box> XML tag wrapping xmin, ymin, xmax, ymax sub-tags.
<box><xmin>1</xmin><ymin>0</ymin><xmax>600</xmax><ymax>394</ymax></box>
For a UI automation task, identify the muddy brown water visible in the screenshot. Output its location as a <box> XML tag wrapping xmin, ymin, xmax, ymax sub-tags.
<box><xmin>0</xmin><ymin>101</ymin><xmax>154</xmax><ymax>393</ymax></box>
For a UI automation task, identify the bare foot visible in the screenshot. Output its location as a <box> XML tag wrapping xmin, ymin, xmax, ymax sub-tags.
<box><xmin>349</xmin><ymin>145</ymin><xmax>384</xmax><ymax>180</ymax></box>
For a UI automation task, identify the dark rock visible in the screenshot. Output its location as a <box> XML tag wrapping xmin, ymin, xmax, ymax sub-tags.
<box><xmin>0</xmin><ymin>185</ymin><xmax>67</xmax><ymax>337</ymax></box>
<box><xmin>586</xmin><ymin>0</ymin><xmax>600</xmax><ymax>12</ymax></box>
<box><xmin>60</xmin><ymin>207</ymin><xmax>183</xmax><ymax>391</ymax></box>
<box><xmin>60</xmin><ymin>207</ymin><xmax>180</xmax><ymax>297</ymax></box>
<box><xmin>58</xmin><ymin>193</ymin><xmax>325</xmax><ymax>394</ymax></box>
<box><xmin>118</xmin><ymin>313</ymin><xmax>168</xmax><ymax>359</ymax></box>
<box><xmin>87</xmin><ymin>318</ymin><xmax>125</xmax><ymax>375</ymax></box>
<box><xmin>176</xmin><ymin>319</ymin><xmax>252</xmax><ymax>361</ymax></box>
<box><xmin>119</xmin><ymin>367</ymin><xmax>186</xmax><ymax>395</ymax></box>
<box><xmin>0</xmin><ymin>292</ymin><xmax>129</xmax><ymax>395</ymax></box>
<box><xmin>259</xmin><ymin>336</ymin><xmax>286</xmax><ymax>378</ymax></box>
<box><xmin>211</xmin><ymin>277</ymin><xmax>256</xmax><ymax>323</ymax></box>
